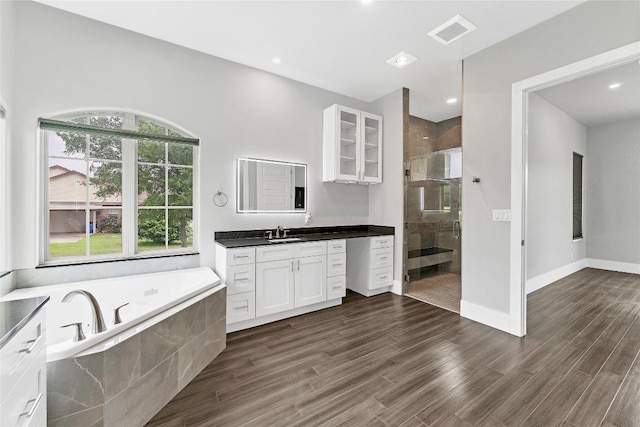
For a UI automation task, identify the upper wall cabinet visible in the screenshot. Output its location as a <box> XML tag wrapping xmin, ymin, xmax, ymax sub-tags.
<box><xmin>323</xmin><ymin>104</ymin><xmax>383</xmax><ymax>184</ymax></box>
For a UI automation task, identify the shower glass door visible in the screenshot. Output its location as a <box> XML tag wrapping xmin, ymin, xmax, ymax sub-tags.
<box><xmin>404</xmin><ymin>116</ymin><xmax>462</xmax><ymax>312</ymax></box>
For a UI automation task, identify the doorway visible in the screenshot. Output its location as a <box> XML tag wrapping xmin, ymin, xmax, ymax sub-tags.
<box><xmin>509</xmin><ymin>41</ymin><xmax>640</xmax><ymax>336</ymax></box>
<box><xmin>404</xmin><ymin>115</ymin><xmax>462</xmax><ymax>313</ymax></box>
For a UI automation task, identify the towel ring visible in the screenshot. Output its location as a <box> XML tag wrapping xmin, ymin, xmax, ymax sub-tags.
<box><xmin>213</xmin><ymin>191</ymin><xmax>228</xmax><ymax>207</ymax></box>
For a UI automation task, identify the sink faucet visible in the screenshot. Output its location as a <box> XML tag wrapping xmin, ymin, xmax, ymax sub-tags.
<box><xmin>275</xmin><ymin>225</ymin><xmax>283</xmax><ymax>239</ymax></box>
<box><xmin>62</xmin><ymin>290</ymin><xmax>107</xmax><ymax>334</ymax></box>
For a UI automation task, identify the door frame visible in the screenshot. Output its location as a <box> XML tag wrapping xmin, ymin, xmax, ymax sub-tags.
<box><xmin>509</xmin><ymin>41</ymin><xmax>640</xmax><ymax>337</ymax></box>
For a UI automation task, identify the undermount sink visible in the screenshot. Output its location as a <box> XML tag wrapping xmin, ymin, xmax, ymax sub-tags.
<box><xmin>268</xmin><ymin>237</ymin><xmax>302</xmax><ymax>243</ymax></box>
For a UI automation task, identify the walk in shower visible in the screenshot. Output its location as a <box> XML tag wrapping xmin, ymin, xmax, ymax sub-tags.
<box><xmin>404</xmin><ymin>115</ymin><xmax>462</xmax><ymax>313</ymax></box>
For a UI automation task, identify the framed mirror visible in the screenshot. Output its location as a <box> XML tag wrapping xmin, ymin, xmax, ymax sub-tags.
<box><xmin>237</xmin><ymin>158</ymin><xmax>307</xmax><ymax>213</ymax></box>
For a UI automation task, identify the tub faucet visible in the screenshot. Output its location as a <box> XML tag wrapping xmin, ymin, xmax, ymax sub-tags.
<box><xmin>62</xmin><ymin>290</ymin><xmax>107</xmax><ymax>334</ymax></box>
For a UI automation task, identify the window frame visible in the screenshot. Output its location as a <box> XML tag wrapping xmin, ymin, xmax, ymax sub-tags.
<box><xmin>572</xmin><ymin>152</ymin><xmax>584</xmax><ymax>241</ymax></box>
<box><xmin>40</xmin><ymin>111</ymin><xmax>199</xmax><ymax>266</ymax></box>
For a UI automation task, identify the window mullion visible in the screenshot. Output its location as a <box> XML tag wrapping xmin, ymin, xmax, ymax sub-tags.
<box><xmin>85</xmin><ymin>134</ymin><xmax>91</xmax><ymax>256</ymax></box>
<box><xmin>165</xmin><ymin>142</ymin><xmax>169</xmax><ymax>250</ymax></box>
<box><xmin>122</xmin><ymin>112</ymin><xmax>137</xmax><ymax>256</ymax></box>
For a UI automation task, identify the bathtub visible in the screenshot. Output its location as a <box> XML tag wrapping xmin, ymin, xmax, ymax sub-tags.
<box><xmin>3</xmin><ymin>266</ymin><xmax>227</xmax><ymax>426</ymax></box>
<box><xmin>1</xmin><ymin>266</ymin><xmax>224</xmax><ymax>362</ymax></box>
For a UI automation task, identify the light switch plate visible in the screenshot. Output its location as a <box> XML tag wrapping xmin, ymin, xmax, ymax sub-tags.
<box><xmin>493</xmin><ymin>209</ymin><xmax>511</xmax><ymax>222</ymax></box>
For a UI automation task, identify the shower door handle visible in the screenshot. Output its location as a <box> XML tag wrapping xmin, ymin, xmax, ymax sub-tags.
<box><xmin>453</xmin><ymin>220</ymin><xmax>461</xmax><ymax>240</ymax></box>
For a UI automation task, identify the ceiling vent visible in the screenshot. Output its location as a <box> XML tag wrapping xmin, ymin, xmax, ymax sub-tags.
<box><xmin>428</xmin><ymin>15</ymin><xmax>477</xmax><ymax>45</ymax></box>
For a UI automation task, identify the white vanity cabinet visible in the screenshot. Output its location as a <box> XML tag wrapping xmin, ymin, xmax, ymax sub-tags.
<box><xmin>346</xmin><ymin>236</ymin><xmax>394</xmax><ymax>296</ymax></box>
<box><xmin>256</xmin><ymin>242</ymin><xmax>327</xmax><ymax>316</ymax></box>
<box><xmin>323</xmin><ymin>104</ymin><xmax>383</xmax><ymax>184</ymax></box>
<box><xmin>1</xmin><ymin>308</ymin><xmax>47</xmax><ymax>427</ymax></box>
<box><xmin>216</xmin><ymin>232</ymin><xmax>394</xmax><ymax>332</ymax></box>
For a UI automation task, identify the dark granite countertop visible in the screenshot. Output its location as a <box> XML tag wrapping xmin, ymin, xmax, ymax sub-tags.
<box><xmin>1</xmin><ymin>296</ymin><xmax>49</xmax><ymax>349</ymax></box>
<box><xmin>215</xmin><ymin>225</ymin><xmax>394</xmax><ymax>249</ymax></box>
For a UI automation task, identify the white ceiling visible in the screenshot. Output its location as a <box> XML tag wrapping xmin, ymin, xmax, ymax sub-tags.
<box><xmin>36</xmin><ymin>0</ymin><xmax>585</xmax><ymax>122</ymax></box>
<box><xmin>536</xmin><ymin>61</ymin><xmax>640</xmax><ymax>128</ymax></box>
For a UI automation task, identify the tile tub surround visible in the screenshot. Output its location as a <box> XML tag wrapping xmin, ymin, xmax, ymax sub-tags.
<box><xmin>47</xmin><ymin>288</ymin><xmax>226</xmax><ymax>427</ymax></box>
<box><xmin>215</xmin><ymin>224</ymin><xmax>395</xmax><ymax>248</ymax></box>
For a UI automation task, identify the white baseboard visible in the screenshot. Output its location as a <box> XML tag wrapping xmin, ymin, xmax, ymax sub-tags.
<box><xmin>391</xmin><ymin>279</ymin><xmax>402</xmax><ymax>295</ymax></box>
<box><xmin>587</xmin><ymin>259</ymin><xmax>640</xmax><ymax>274</ymax></box>
<box><xmin>526</xmin><ymin>259</ymin><xmax>587</xmax><ymax>294</ymax></box>
<box><xmin>460</xmin><ymin>300</ymin><xmax>510</xmax><ymax>334</ymax></box>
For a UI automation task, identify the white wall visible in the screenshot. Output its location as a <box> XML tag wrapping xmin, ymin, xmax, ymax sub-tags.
<box><xmin>586</xmin><ymin>118</ymin><xmax>640</xmax><ymax>270</ymax></box>
<box><xmin>369</xmin><ymin>88</ymin><xmax>404</xmax><ymax>292</ymax></box>
<box><xmin>0</xmin><ymin>0</ymin><xmax>15</xmax><ymax>278</ymax></box>
<box><xmin>462</xmin><ymin>1</ymin><xmax>640</xmax><ymax>325</ymax></box>
<box><xmin>9</xmin><ymin>1</ymin><xmax>381</xmax><ymax>278</ymax></box>
<box><xmin>526</xmin><ymin>93</ymin><xmax>586</xmax><ymax>292</ymax></box>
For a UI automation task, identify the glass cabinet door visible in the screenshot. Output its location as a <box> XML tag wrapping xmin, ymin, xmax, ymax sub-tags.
<box><xmin>338</xmin><ymin>108</ymin><xmax>359</xmax><ymax>180</ymax></box>
<box><xmin>360</xmin><ymin>113</ymin><xmax>382</xmax><ymax>183</ymax></box>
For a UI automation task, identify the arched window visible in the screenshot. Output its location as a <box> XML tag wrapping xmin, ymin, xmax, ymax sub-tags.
<box><xmin>40</xmin><ymin>111</ymin><xmax>198</xmax><ymax>264</ymax></box>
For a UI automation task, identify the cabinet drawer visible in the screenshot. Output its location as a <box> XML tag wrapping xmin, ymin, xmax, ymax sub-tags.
<box><xmin>371</xmin><ymin>235</ymin><xmax>393</xmax><ymax>249</ymax></box>
<box><xmin>226</xmin><ymin>292</ymin><xmax>255</xmax><ymax>324</ymax></box>
<box><xmin>327</xmin><ymin>275</ymin><xmax>346</xmax><ymax>300</ymax></box>
<box><xmin>225</xmin><ymin>265</ymin><xmax>256</xmax><ymax>295</ymax></box>
<box><xmin>256</xmin><ymin>244</ymin><xmax>295</xmax><ymax>263</ymax></box>
<box><xmin>226</xmin><ymin>247</ymin><xmax>256</xmax><ymax>266</ymax></box>
<box><xmin>327</xmin><ymin>253</ymin><xmax>346</xmax><ymax>277</ymax></box>
<box><xmin>293</xmin><ymin>241</ymin><xmax>327</xmax><ymax>258</ymax></box>
<box><xmin>327</xmin><ymin>239</ymin><xmax>346</xmax><ymax>254</ymax></box>
<box><xmin>370</xmin><ymin>248</ymin><xmax>393</xmax><ymax>269</ymax></box>
<box><xmin>0</xmin><ymin>308</ymin><xmax>46</xmax><ymax>405</ymax></box>
<box><xmin>1</xmin><ymin>345</ymin><xmax>46</xmax><ymax>427</ymax></box>
<box><xmin>369</xmin><ymin>268</ymin><xmax>393</xmax><ymax>290</ymax></box>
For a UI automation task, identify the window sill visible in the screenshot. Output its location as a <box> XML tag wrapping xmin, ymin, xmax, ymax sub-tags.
<box><xmin>37</xmin><ymin>251</ymin><xmax>199</xmax><ymax>269</ymax></box>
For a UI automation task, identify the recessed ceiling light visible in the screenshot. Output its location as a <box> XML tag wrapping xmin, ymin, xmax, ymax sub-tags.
<box><xmin>272</xmin><ymin>57</ymin><xmax>282</xmax><ymax>64</ymax></box>
<box><xmin>608</xmin><ymin>82</ymin><xmax>621</xmax><ymax>90</ymax></box>
<box><xmin>386</xmin><ymin>51</ymin><xmax>417</xmax><ymax>69</ymax></box>
<box><xmin>446</xmin><ymin>98</ymin><xmax>458</xmax><ymax>104</ymax></box>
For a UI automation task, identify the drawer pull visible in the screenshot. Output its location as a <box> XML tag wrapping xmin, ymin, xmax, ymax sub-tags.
<box><xmin>379</xmin><ymin>256</ymin><xmax>388</xmax><ymax>260</ymax></box>
<box><xmin>333</xmin><ymin>263</ymin><xmax>343</xmax><ymax>267</ymax></box>
<box><xmin>233</xmin><ymin>305</ymin><xmax>248</xmax><ymax>310</ymax></box>
<box><xmin>235</xmin><ymin>277</ymin><xmax>249</xmax><ymax>282</ymax></box>
<box><xmin>19</xmin><ymin>335</ymin><xmax>42</xmax><ymax>354</ymax></box>
<box><xmin>234</xmin><ymin>254</ymin><xmax>249</xmax><ymax>259</ymax></box>
<box><xmin>19</xmin><ymin>393</ymin><xmax>42</xmax><ymax>418</ymax></box>
<box><xmin>379</xmin><ymin>275</ymin><xmax>388</xmax><ymax>280</ymax></box>
<box><xmin>333</xmin><ymin>284</ymin><xmax>343</xmax><ymax>289</ymax></box>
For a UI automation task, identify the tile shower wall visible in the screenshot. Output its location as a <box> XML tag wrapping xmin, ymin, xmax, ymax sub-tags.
<box><xmin>405</xmin><ymin>116</ymin><xmax>461</xmax><ymax>280</ymax></box>
<box><xmin>47</xmin><ymin>288</ymin><xmax>226</xmax><ymax>427</ymax></box>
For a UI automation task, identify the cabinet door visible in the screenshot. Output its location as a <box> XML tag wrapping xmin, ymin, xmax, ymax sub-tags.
<box><xmin>256</xmin><ymin>259</ymin><xmax>295</xmax><ymax>316</ymax></box>
<box><xmin>294</xmin><ymin>255</ymin><xmax>326</xmax><ymax>308</ymax></box>
<box><xmin>336</xmin><ymin>106</ymin><xmax>361</xmax><ymax>181</ymax></box>
<box><xmin>360</xmin><ymin>112</ymin><xmax>382</xmax><ymax>184</ymax></box>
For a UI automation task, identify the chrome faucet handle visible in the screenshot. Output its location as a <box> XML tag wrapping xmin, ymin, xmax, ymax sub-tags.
<box><xmin>275</xmin><ymin>226</ymin><xmax>282</xmax><ymax>239</ymax></box>
<box><xmin>265</xmin><ymin>230</ymin><xmax>273</xmax><ymax>240</ymax></box>
<box><xmin>61</xmin><ymin>322</ymin><xmax>86</xmax><ymax>342</ymax></box>
<box><xmin>113</xmin><ymin>302</ymin><xmax>129</xmax><ymax>325</ymax></box>
<box><xmin>283</xmin><ymin>229</ymin><xmax>290</xmax><ymax>238</ymax></box>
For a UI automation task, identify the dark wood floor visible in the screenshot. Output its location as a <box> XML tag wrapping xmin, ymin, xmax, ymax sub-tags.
<box><xmin>146</xmin><ymin>268</ymin><xmax>640</xmax><ymax>426</ymax></box>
